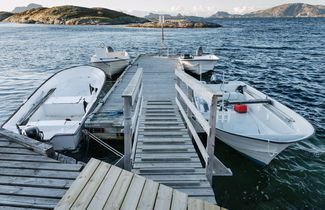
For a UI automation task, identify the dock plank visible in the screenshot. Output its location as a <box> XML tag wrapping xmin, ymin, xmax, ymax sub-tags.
<box><xmin>0</xmin><ymin>132</ymin><xmax>83</xmax><ymax>208</ymax></box>
<box><xmin>154</xmin><ymin>184</ymin><xmax>173</xmax><ymax>210</ymax></box>
<box><xmin>87</xmin><ymin>165</ymin><xmax>122</xmax><ymax>209</ymax></box>
<box><xmin>171</xmin><ymin>190</ymin><xmax>188</xmax><ymax>210</ymax></box>
<box><xmin>136</xmin><ymin>179</ymin><xmax>159</xmax><ymax>210</ymax></box>
<box><xmin>0</xmin><ymin>175</ymin><xmax>73</xmax><ymax>189</ymax></box>
<box><xmin>103</xmin><ymin>170</ymin><xmax>134</xmax><ymax>210</ymax></box>
<box><xmin>55</xmin><ymin>158</ymin><xmax>100</xmax><ymax>210</ymax></box>
<box><xmin>121</xmin><ymin>174</ymin><xmax>146</xmax><ymax>210</ymax></box>
<box><xmin>70</xmin><ymin>162</ymin><xmax>111</xmax><ymax>210</ymax></box>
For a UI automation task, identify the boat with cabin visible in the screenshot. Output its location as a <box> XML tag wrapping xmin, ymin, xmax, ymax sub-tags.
<box><xmin>2</xmin><ymin>66</ymin><xmax>106</xmax><ymax>151</ymax></box>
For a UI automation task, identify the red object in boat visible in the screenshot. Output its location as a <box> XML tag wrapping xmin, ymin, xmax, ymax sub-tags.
<box><xmin>234</xmin><ymin>104</ymin><xmax>247</xmax><ymax>113</ymax></box>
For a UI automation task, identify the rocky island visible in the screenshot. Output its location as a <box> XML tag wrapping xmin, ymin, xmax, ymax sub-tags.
<box><xmin>210</xmin><ymin>3</ymin><xmax>325</xmax><ymax>18</ymax></box>
<box><xmin>0</xmin><ymin>12</ymin><xmax>13</xmax><ymax>21</ymax></box>
<box><xmin>1</xmin><ymin>4</ymin><xmax>221</xmax><ymax>28</ymax></box>
<box><xmin>3</xmin><ymin>5</ymin><xmax>147</xmax><ymax>25</ymax></box>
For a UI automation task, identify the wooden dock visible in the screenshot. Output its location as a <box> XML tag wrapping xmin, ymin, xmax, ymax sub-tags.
<box><xmin>132</xmin><ymin>99</ymin><xmax>216</xmax><ymax>203</ymax></box>
<box><xmin>56</xmin><ymin>158</ymin><xmax>224</xmax><ymax>210</ymax></box>
<box><xmin>85</xmin><ymin>55</ymin><xmax>178</xmax><ymax>139</ymax></box>
<box><xmin>0</xmin><ymin>129</ymin><xmax>83</xmax><ymax>209</ymax></box>
<box><xmin>85</xmin><ymin>54</ymin><xmax>233</xmax><ymax>203</ymax></box>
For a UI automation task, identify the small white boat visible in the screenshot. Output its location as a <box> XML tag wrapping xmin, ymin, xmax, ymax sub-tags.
<box><xmin>194</xmin><ymin>81</ymin><xmax>314</xmax><ymax>165</ymax></box>
<box><xmin>2</xmin><ymin>66</ymin><xmax>106</xmax><ymax>151</ymax></box>
<box><xmin>90</xmin><ymin>44</ymin><xmax>130</xmax><ymax>78</ymax></box>
<box><xmin>179</xmin><ymin>47</ymin><xmax>219</xmax><ymax>74</ymax></box>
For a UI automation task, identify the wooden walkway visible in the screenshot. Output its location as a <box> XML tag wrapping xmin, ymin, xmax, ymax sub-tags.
<box><xmin>85</xmin><ymin>54</ymin><xmax>178</xmax><ymax>139</ymax></box>
<box><xmin>85</xmin><ymin>55</ymin><xmax>218</xmax><ymax>203</ymax></box>
<box><xmin>56</xmin><ymin>158</ymin><xmax>224</xmax><ymax>210</ymax></box>
<box><xmin>0</xmin><ymin>129</ymin><xmax>83</xmax><ymax>209</ymax></box>
<box><xmin>133</xmin><ymin>100</ymin><xmax>216</xmax><ymax>203</ymax></box>
<box><xmin>85</xmin><ymin>56</ymin><xmax>140</xmax><ymax>139</ymax></box>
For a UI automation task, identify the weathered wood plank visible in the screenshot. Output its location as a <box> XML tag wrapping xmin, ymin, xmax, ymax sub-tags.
<box><xmin>0</xmin><ymin>147</ymin><xmax>40</xmax><ymax>155</ymax></box>
<box><xmin>154</xmin><ymin>184</ymin><xmax>173</xmax><ymax>210</ymax></box>
<box><xmin>204</xmin><ymin>201</ymin><xmax>221</xmax><ymax>210</ymax></box>
<box><xmin>133</xmin><ymin>162</ymin><xmax>202</xmax><ymax>169</ymax></box>
<box><xmin>176</xmin><ymin>97</ymin><xmax>209</xmax><ymax>163</ymax></box>
<box><xmin>188</xmin><ymin>198</ymin><xmax>204</xmax><ymax>210</ymax></box>
<box><xmin>0</xmin><ymin>207</ymin><xmax>40</xmax><ymax>210</ymax></box>
<box><xmin>136</xmin><ymin>179</ymin><xmax>159</xmax><ymax>210</ymax></box>
<box><xmin>0</xmin><ymin>175</ymin><xmax>73</xmax><ymax>189</ymax></box>
<box><xmin>55</xmin><ymin>158</ymin><xmax>100</xmax><ymax>210</ymax></box>
<box><xmin>104</xmin><ymin>170</ymin><xmax>134</xmax><ymax>210</ymax></box>
<box><xmin>141</xmin><ymin>174</ymin><xmax>208</xmax><ymax>181</ymax></box>
<box><xmin>71</xmin><ymin>162</ymin><xmax>111</xmax><ymax>210</ymax></box>
<box><xmin>0</xmin><ymin>184</ymin><xmax>66</xmax><ymax>198</ymax></box>
<box><xmin>0</xmin><ymin>161</ymin><xmax>82</xmax><ymax>171</ymax></box>
<box><xmin>0</xmin><ymin>141</ymin><xmax>25</xmax><ymax>148</ymax></box>
<box><xmin>0</xmin><ymin>128</ymin><xmax>55</xmax><ymax>157</ymax></box>
<box><xmin>0</xmin><ymin>194</ymin><xmax>60</xmax><ymax>209</ymax></box>
<box><xmin>87</xmin><ymin>165</ymin><xmax>122</xmax><ymax>209</ymax></box>
<box><xmin>171</xmin><ymin>189</ymin><xmax>188</xmax><ymax>210</ymax></box>
<box><xmin>0</xmin><ymin>154</ymin><xmax>59</xmax><ymax>163</ymax></box>
<box><xmin>0</xmin><ymin>168</ymin><xmax>80</xmax><ymax>179</ymax></box>
<box><xmin>120</xmin><ymin>174</ymin><xmax>146</xmax><ymax>210</ymax></box>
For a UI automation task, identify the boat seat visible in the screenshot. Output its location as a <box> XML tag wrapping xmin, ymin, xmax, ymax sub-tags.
<box><xmin>43</xmin><ymin>96</ymin><xmax>91</xmax><ymax>117</ymax></box>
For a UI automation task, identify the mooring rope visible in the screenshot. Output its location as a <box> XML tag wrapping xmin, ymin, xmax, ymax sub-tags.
<box><xmin>83</xmin><ymin>129</ymin><xmax>123</xmax><ymax>157</ymax></box>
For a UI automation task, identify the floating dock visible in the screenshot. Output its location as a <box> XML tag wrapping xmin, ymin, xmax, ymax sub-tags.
<box><xmin>55</xmin><ymin>158</ymin><xmax>224</xmax><ymax>210</ymax></box>
<box><xmin>0</xmin><ymin>128</ymin><xmax>83</xmax><ymax>209</ymax></box>
<box><xmin>85</xmin><ymin>54</ymin><xmax>232</xmax><ymax>203</ymax></box>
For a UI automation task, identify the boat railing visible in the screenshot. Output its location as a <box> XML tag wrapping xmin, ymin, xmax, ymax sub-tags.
<box><xmin>122</xmin><ymin>68</ymin><xmax>144</xmax><ymax>171</ymax></box>
<box><xmin>175</xmin><ymin>68</ymin><xmax>232</xmax><ymax>183</ymax></box>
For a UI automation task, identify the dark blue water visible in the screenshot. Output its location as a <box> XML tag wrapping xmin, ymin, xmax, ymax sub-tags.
<box><xmin>0</xmin><ymin>18</ymin><xmax>324</xmax><ymax>209</ymax></box>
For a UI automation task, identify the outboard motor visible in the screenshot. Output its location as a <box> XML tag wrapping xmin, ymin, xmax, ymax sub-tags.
<box><xmin>196</xmin><ymin>46</ymin><xmax>203</xmax><ymax>56</ymax></box>
<box><xmin>22</xmin><ymin>126</ymin><xmax>44</xmax><ymax>141</ymax></box>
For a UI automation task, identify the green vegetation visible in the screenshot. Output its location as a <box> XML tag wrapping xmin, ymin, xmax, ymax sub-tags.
<box><xmin>0</xmin><ymin>12</ymin><xmax>13</xmax><ymax>21</ymax></box>
<box><xmin>3</xmin><ymin>5</ymin><xmax>147</xmax><ymax>25</ymax></box>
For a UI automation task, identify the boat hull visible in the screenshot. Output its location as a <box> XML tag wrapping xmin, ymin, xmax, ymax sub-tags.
<box><xmin>2</xmin><ymin>66</ymin><xmax>106</xmax><ymax>151</ymax></box>
<box><xmin>180</xmin><ymin>60</ymin><xmax>217</xmax><ymax>74</ymax></box>
<box><xmin>216</xmin><ymin>129</ymin><xmax>290</xmax><ymax>165</ymax></box>
<box><xmin>91</xmin><ymin>59</ymin><xmax>129</xmax><ymax>78</ymax></box>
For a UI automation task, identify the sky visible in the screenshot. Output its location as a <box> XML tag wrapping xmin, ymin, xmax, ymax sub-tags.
<box><xmin>1</xmin><ymin>0</ymin><xmax>325</xmax><ymax>17</ymax></box>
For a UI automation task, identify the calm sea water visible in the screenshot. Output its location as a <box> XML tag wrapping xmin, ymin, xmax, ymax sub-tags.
<box><xmin>0</xmin><ymin>18</ymin><xmax>324</xmax><ymax>209</ymax></box>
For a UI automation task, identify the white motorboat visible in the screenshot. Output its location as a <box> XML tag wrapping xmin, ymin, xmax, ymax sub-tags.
<box><xmin>90</xmin><ymin>44</ymin><xmax>130</xmax><ymax>78</ymax></box>
<box><xmin>2</xmin><ymin>66</ymin><xmax>106</xmax><ymax>151</ymax></box>
<box><xmin>179</xmin><ymin>47</ymin><xmax>219</xmax><ymax>74</ymax></box>
<box><xmin>194</xmin><ymin>81</ymin><xmax>314</xmax><ymax>165</ymax></box>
